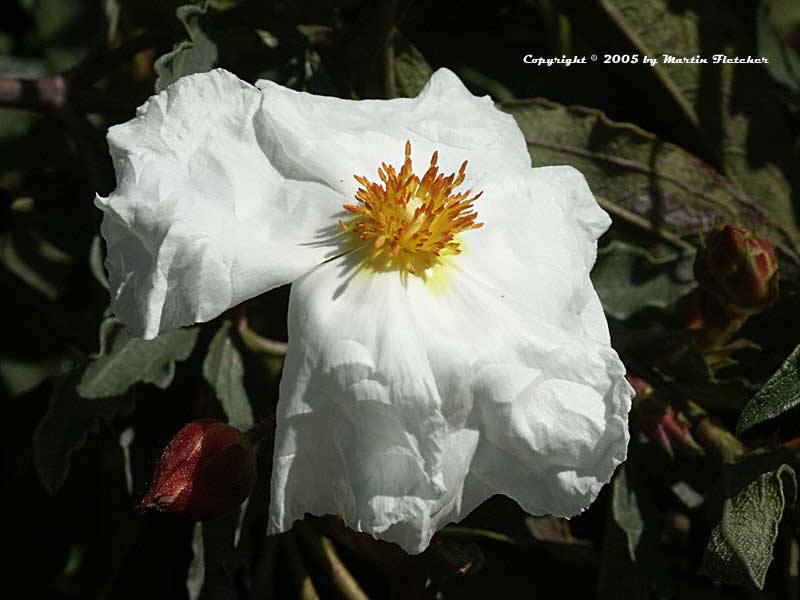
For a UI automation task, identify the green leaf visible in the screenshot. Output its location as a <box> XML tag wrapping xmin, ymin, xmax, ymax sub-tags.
<box><xmin>89</xmin><ymin>235</ymin><xmax>109</xmax><ymax>291</ymax></box>
<box><xmin>500</xmin><ymin>98</ymin><xmax>800</xmax><ymax>281</ymax></box>
<box><xmin>394</xmin><ymin>33</ymin><xmax>433</xmax><ymax>98</ymax></box>
<box><xmin>737</xmin><ymin>344</ymin><xmax>800</xmax><ymax>434</ymax></box>
<box><xmin>202</xmin><ymin>321</ymin><xmax>254</xmax><ymax>431</ymax></box>
<box><xmin>592</xmin><ymin>240</ymin><xmax>696</xmax><ymax>319</ymax></box>
<box><xmin>600</xmin><ymin>0</ymin><xmax>800</xmax><ymax>241</ymax></box>
<box><xmin>34</xmin><ymin>374</ymin><xmax>135</xmax><ymax>492</ymax></box>
<box><xmin>0</xmin><ymin>355</ymin><xmax>71</xmax><ymax>397</ymax></box>
<box><xmin>0</xmin><ymin>230</ymin><xmax>71</xmax><ymax>300</ymax></box>
<box><xmin>155</xmin><ymin>2</ymin><xmax>219</xmax><ymax>93</ymax></box>
<box><xmin>700</xmin><ymin>462</ymin><xmax>797</xmax><ymax>589</ymax></box>
<box><xmin>525</xmin><ymin>516</ymin><xmax>596</xmax><ymax>565</ymax></box>
<box><xmin>599</xmin><ymin>456</ymin><xmax>667</xmax><ymax>598</ymax></box>
<box><xmin>611</xmin><ymin>465</ymin><xmax>643</xmax><ymax>562</ymax></box>
<box><xmin>757</xmin><ymin>0</ymin><xmax>800</xmax><ymax>92</ymax></box>
<box><xmin>77</xmin><ymin>318</ymin><xmax>198</xmax><ymax>399</ymax></box>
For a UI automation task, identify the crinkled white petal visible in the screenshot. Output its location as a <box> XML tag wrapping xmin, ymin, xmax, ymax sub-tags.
<box><xmin>96</xmin><ymin>69</ymin><xmax>348</xmax><ymax>338</ymax></box>
<box><xmin>268</xmin><ymin>255</ymin><xmax>450</xmax><ymax>548</ymax></box>
<box><xmin>269</xmin><ymin>176</ymin><xmax>632</xmax><ymax>553</ymax></box>
<box><xmin>254</xmin><ymin>68</ymin><xmax>530</xmax><ymax>199</ymax></box>
<box><xmin>454</xmin><ymin>165</ymin><xmax>611</xmax><ymax>340</ymax></box>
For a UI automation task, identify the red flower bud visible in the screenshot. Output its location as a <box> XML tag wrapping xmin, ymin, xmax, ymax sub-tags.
<box><xmin>139</xmin><ymin>419</ymin><xmax>257</xmax><ymax>521</ymax></box>
<box><xmin>694</xmin><ymin>225</ymin><xmax>779</xmax><ymax>315</ymax></box>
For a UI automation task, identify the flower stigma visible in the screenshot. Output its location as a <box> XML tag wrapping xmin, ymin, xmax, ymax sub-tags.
<box><xmin>340</xmin><ymin>141</ymin><xmax>483</xmax><ymax>278</ymax></box>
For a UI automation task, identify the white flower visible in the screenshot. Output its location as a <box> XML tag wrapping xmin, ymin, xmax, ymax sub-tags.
<box><xmin>96</xmin><ymin>68</ymin><xmax>633</xmax><ymax>554</ymax></box>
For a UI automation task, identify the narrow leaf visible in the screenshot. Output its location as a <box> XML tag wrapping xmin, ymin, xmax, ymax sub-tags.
<box><xmin>78</xmin><ymin>318</ymin><xmax>198</xmax><ymax>399</ymax></box>
<box><xmin>612</xmin><ymin>466</ymin><xmax>643</xmax><ymax>562</ymax></box>
<box><xmin>202</xmin><ymin>321</ymin><xmax>254</xmax><ymax>431</ymax></box>
<box><xmin>501</xmin><ymin>98</ymin><xmax>800</xmax><ymax>280</ymax></box>
<box><xmin>737</xmin><ymin>344</ymin><xmax>800</xmax><ymax>434</ymax></box>
<box><xmin>34</xmin><ymin>374</ymin><xmax>135</xmax><ymax>492</ymax></box>
<box><xmin>600</xmin><ymin>0</ymin><xmax>800</xmax><ymax>242</ymax></box>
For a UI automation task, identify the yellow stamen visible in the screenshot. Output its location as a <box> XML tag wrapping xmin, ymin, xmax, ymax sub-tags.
<box><xmin>341</xmin><ymin>141</ymin><xmax>483</xmax><ymax>276</ymax></box>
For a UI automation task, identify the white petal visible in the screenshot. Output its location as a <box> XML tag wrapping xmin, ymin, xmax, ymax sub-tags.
<box><xmin>408</xmin><ymin>268</ymin><xmax>630</xmax><ymax>535</ymax></box>
<box><xmin>255</xmin><ymin>68</ymin><xmax>529</xmax><ymax>199</ymax></box>
<box><xmin>269</xmin><ymin>245</ymin><xmax>631</xmax><ymax>554</ymax></box>
<box><xmin>456</xmin><ymin>165</ymin><xmax>612</xmax><ymax>339</ymax></box>
<box><xmin>96</xmin><ymin>69</ymin><xmax>347</xmax><ymax>338</ymax></box>
<box><xmin>268</xmin><ymin>252</ymin><xmax>449</xmax><ymax>552</ymax></box>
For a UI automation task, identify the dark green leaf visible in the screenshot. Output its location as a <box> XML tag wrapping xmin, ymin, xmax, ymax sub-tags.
<box><xmin>700</xmin><ymin>463</ymin><xmax>797</xmax><ymax>589</ymax></box>
<box><xmin>34</xmin><ymin>374</ymin><xmax>135</xmax><ymax>493</ymax></box>
<box><xmin>525</xmin><ymin>516</ymin><xmax>596</xmax><ymax>565</ymax></box>
<box><xmin>737</xmin><ymin>344</ymin><xmax>800</xmax><ymax>434</ymax></box>
<box><xmin>757</xmin><ymin>0</ymin><xmax>800</xmax><ymax>92</ymax></box>
<box><xmin>0</xmin><ymin>355</ymin><xmax>71</xmax><ymax>397</ymax></box>
<box><xmin>600</xmin><ymin>0</ymin><xmax>800</xmax><ymax>241</ymax></box>
<box><xmin>592</xmin><ymin>240</ymin><xmax>696</xmax><ymax>319</ymax></box>
<box><xmin>155</xmin><ymin>3</ymin><xmax>219</xmax><ymax>92</ymax></box>
<box><xmin>599</xmin><ymin>458</ymin><xmax>667</xmax><ymax>598</ymax></box>
<box><xmin>0</xmin><ymin>230</ymin><xmax>72</xmax><ymax>300</ymax></box>
<box><xmin>77</xmin><ymin>318</ymin><xmax>198</xmax><ymax>399</ymax></box>
<box><xmin>500</xmin><ymin>98</ymin><xmax>800</xmax><ymax>281</ymax></box>
<box><xmin>394</xmin><ymin>33</ymin><xmax>432</xmax><ymax>98</ymax></box>
<box><xmin>202</xmin><ymin>321</ymin><xmax>254</xmax><ymax>430</ymax></box>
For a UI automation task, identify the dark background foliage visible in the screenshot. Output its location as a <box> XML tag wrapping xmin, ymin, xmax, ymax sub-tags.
<box><xmin>2</xmin><ymin>0</ymin><xmax>800</xmax><ymax>598</ymax></box>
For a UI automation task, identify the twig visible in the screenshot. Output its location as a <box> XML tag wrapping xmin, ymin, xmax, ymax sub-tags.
<box><xmin>380</xmin><ymin>0</ymin><xmax>399</xmax><ymax>99</ymax></box>
<box><xmin>597</xmin><ymin>195</ymin><xmax>695</xmax><ymax>251</ymax></box>
<box><xmin>235</xmin><ymin>313</ymin><xmax>288</xmax><ymax>357</ymax></box>
<box><xmin>294</xmin><ymin>520</ymin><xmax>369</xmax><ymax>600</ymax></box>
<box><xmin>283</xmin><ymin>532</ymin><xmax>321</xmax><ymax>600</ymax></box>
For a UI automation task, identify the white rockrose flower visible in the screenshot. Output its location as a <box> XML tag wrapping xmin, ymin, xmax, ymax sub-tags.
<box><xmin>96</xmin><ymin>68</ymin><xmax>633</xmax><ymax>554</ymax></box>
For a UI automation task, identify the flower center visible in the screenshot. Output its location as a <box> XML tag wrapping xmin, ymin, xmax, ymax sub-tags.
<box><xmin>340</xmin><ymin>141</ymin><xmax>483</xmax><ymax>276</ymax></box>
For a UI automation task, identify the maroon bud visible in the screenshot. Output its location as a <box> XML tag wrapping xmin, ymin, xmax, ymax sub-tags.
<box><xmin>139</xmin><ymin>419</ymin><xmax>257</xmax><ymax>521</ymax></box>
<box><xmin>694</xmin><ymin>225</ymin><xmax>779</xmax><ymax>315</ymax></box>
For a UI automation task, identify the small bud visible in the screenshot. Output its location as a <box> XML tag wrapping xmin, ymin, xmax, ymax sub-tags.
<box><xmin>634</xmin><ymin>394</ymin><xmax>704</xmax><ymax>458</ymax></box>
<box><xmin>694</xmin><ymin>225</ymin><xmax>779</xmax><ymax>315</ymax></box>
<box><xmin>139</xmin><ymin>419</ymin><xmax>257</xmax><ymax>521</ymax></box>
